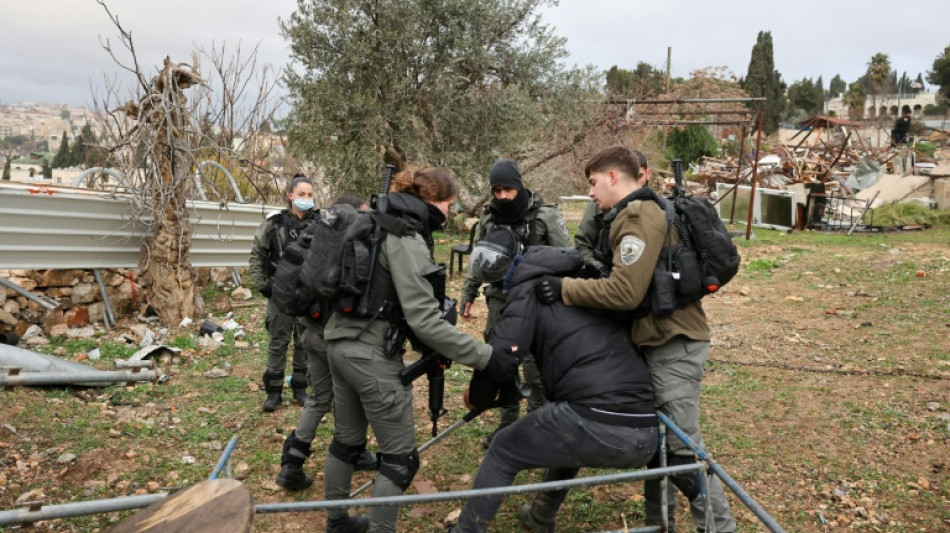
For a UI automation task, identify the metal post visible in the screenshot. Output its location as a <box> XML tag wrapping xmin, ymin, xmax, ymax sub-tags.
<box><xmin>92</xmin><ymin>269</ymin><xmax>117</xmax><ymax>331</ymax></box>
<box><xmin>350</xmin><ymin>409</ymin><xmax>482</xmax><ymax>498</ymax></box>
<box><xmin>209</xmin><ymin>435</ymin><xmax>240</xmax><ymax>480</ymax></box>
<box><xmin>657</xmin><ymin>413</ymin><xmax>787</xmax><ymax>533</ymax></box>
<box><xmin>729</xmin><ymin>126</ymin><xmax>747</xmax><ymax>224</ymax></box>
<box><xmin>746</xmin><ymin>106</ymin><xmax>765</xmax><ymax>240</ymax></box>
<box><xmin>659</xmin><ymin>423</ymin><xmax>669</xmax><ymax>532</ymax></box>
<box><xmin>0</xmin><ymin>369</ymin><xmax>159</xmax><ymax>387</ymax></box>
<box><xmin>0</xmin><ymin>277</ymin><xmax>59</xmax><ymax>311</ymax></box>
<box><xmin>847</xmin><ymin>191</ymin><xmax>881</xmax><ymax>236</ymax></box>
<box><xmin>0</xmin><ymin>494</ymin><xmax>168</xmax><ymax>527</ymax></box>
<box><xmin>261</xmin><ymin>465</ymin><xmax>706</xmax><ymax>513</ymax></box>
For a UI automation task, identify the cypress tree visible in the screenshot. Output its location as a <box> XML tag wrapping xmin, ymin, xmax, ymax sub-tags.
<box><xmin>741</xmin><ymin>31</ymin><xmax>786</xmax><ymax>134</ymax></box>
<box><xmin>52</xmin><ymin>130</ymin><xmax>70</xmax><ymax>168</ymax></box>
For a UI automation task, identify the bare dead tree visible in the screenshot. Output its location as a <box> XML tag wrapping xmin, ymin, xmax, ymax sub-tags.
<box><xmin>91</xmin><ymin>0</ymin><xmax>283</xmax><ymax>325</ymax></box>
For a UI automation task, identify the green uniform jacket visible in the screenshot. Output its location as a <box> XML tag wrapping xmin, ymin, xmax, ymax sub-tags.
<box><xmin>573</xmin><ymin>200</ymin><xmax>607</xmax><ymax>272</ymax></box>
<box><xmin>325</xmin><ymin>232</ymin><xmax>492</xmax><ymax>370</ymax></box>
<box><xmin>461</xmin><ymin>191</ymin><xmax>571</xmax><ymax>304</ymax></box>
<box><xmin>248</xmin><ymin>209</ymin><xmax>311</xmax><ymax>290</ymax></box>
<box><xmin>561</xmin><ymin>198</ymin><xmax>709</xmax><ymax>347</ymax></box>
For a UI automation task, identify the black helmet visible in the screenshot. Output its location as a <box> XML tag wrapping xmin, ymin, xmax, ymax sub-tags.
<box><xmin>468</xmin><ymin>226</ymin><xmax>523</xmax><ymax>283</ymax></box>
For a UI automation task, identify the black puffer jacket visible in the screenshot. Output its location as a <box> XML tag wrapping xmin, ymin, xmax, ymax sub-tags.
<box><xmin>489</xmin><ymin>246</ymin><xmax>654</xmax><ymax>412</ymax></box>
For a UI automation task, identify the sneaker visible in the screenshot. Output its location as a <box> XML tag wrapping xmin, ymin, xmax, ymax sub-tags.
<box><xmin>520</xmin><ymin>503</ymin><xmax>556</xmax><ymax>533</ymax></box>
<box><xmin>326</xmin><ymin>514</ymin><xmax>369</xmax><ymax>533</ymax></box>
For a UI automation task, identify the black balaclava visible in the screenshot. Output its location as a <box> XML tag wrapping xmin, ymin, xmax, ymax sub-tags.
<box><xmin>488</xmin><ymin>159</ymin><xmax>531</xmax><ymax>225</ymax></box>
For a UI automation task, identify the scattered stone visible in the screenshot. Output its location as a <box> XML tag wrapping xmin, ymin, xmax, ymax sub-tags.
<box><xmin>444</xmin><ymin>508</ymin><xmax>462</xmax><ymax>525</ymax></box>
<box><xmin>785</xmin><ymin>296</ymin><xmax>804</xmax><ymax>303</ymax></box>
<box><xmin>261</xmin><ymin>481</ymin><xmax>281</xmax><ymax>492</ymax></box>
<box><xmin>71</xmin><ymin>282</ymin><xmax>97</xmax><ymax>305</ymax></box>
<box><xmin>230</xmin><ymin>287</ymin><xmax>253</xmax><ymax>301</ymax></box>
<box><xmin>145</xmin><ymin>481</ymin><xmax>160</xmax><ymax>493</ymax></box>
<box><xmin>739</xmin><ymin>286</ymin><xmax>751</xmax><ymax>296</ymax></box>
<box><xmin>234</xmin><ymin>340</ymin><xmax>249</xmax><ymax>349</ymax></box>
<box><xmin>16</xmin><ymin>488</ymin><xmax>45</xmax><ymax>504</ymax></box>
<box><xmin>49</xmin><ymin>324</ymin><xmax>69</xmax><ymax>337</ymax></box>
<box><xmin>203</xmin><ymin>367</ymin><xmax>230</xmax><ymax>379</ymax></box>
<box><xmin>927</xmin><ymin>402</ymin><xmax>942</xmax><ymax>412</ymax></box>
<box><xmin>24</xmin><ymin>336</ymin><xmax>50</xmax><ymax>346</ymax></box>
<box><xmin>0</xmin><ymin>309</ymin><xmax>16</xmax><ymax>327</ymax></box>
<box><xmin>83</xmin><ymin>480</ymin><xmax>106</xmax><ymax>496</ymax></box>
<box><xmin>56</xmin><ymin>453</ymin><xmax>77</xmax><ymax>464</ymax></box>
<box><xmin>181</xmin><ymin>455</ymin><xmax>196</xmax><ymax>464</ymax></box>
<box><xmin>38</xmin><ymin>269</ymin><xmax>83</xmax><ymax>288</ymax></box>
<box><xmin>65</xmin><ymin>326</ymin><xmax>96</xmax><ymax>339</ymax></box>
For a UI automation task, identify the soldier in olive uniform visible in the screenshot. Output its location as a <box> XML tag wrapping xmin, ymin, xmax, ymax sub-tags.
<box><xmin>275</xmin><ymin>195</ymin><xmax>376</xmax><ymax>492</ymax></box>
<box><xmin>322</xmin><ymin>168</ymin><xmax>518</xmax><ymax>533</ymax></box>
<box><xmin>460</xmin><ymin>159</ymin><xmax>570</xmax><ymax>444</ymax></box>
<box><xmin>249</xmin><ymin>175</ymin><xmax>314</xmax><ymax>412</ymax></box>
<box><xmin>574</xmin><ymin>150</ymin><xmax>650</xmax><ymax>276</ymax></box>
<box><xmin>534</xmin><ymin>146</ymin><xmax>737</xmax><ymax>533</ymax></box>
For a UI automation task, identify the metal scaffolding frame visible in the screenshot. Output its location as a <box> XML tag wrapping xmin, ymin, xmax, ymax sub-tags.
<box><xmin>0</xmin><ymin>417</ymin><xmax>786</xmax><ymax>532</ymax></box>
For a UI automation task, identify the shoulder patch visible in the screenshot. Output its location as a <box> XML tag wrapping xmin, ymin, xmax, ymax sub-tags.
<box><xmin>619</xmin><ymin>235</ymin><xmax>646</xmax><ymax>266</ymax></box>
<box><xmin>556</xmin><ymin>214</ymin><xmax>568</xmax><ymax>237</ymax></box>
<box><xmin>265</xmin><ymin>210</ymin><xmax>283</xmax><ymax>220</ymax></box>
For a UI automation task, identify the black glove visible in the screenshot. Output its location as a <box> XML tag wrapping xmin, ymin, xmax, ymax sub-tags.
<box><xmin>533</xmin><ymin>276</ymin><xmax>562</xmax><ymax>305</ymax></box>
<box><xmin>260</xmin><ymin>284</ymin><xmax>273</xmax><ymax>298</ymax></box>
<box><xmin>485</xmin><ymin>347</ymin><xmax>518</xmax><ymax>383</ymax></box>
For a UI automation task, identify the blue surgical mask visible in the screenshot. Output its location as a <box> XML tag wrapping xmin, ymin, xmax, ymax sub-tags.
<box><xmin>293</xmin><ymin>199</ymin><xmax>314</xmax><ymax>212</ymax></box>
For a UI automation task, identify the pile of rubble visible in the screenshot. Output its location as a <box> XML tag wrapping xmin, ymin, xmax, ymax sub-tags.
<box><xmin>0</xmin><ymin>267</ymin><xmax>245</xmax><ymax>340</ymax></box>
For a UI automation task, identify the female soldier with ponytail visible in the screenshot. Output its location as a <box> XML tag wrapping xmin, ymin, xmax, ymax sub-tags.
<box><xmin>321</xmin><ymin>167</ymin><xmax>518</xmax><ymax>533</ymax></box>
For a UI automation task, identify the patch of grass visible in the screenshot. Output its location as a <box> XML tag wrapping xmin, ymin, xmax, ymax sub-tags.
<box><xmin>745</xmin><ymin>258</ymin><xmax>779</xmax><ymax>273</ymax></box>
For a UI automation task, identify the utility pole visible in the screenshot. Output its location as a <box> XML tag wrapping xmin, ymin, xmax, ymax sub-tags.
<box><xmin>663</xmin><ymin>46</ymin><xmax>671</xmax><ymax>151</ymax></box>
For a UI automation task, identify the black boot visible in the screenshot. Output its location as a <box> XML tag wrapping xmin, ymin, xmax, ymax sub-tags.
<box><xmin>326</xmin><ymin>514</ymin><xmax>369</xmax><ymax>533</ymax></box>
<box><xmin>520</xmin><ymin>502</ymin><xmax>556</xmax><ymax>533</ymax></box>
<box><xmin>262</xmin><ymin>371</ymin><xmax>284</xmax><ymax>413</ymax></box>
<box><xmin>480</xmin><ymin>423</ymin><xmax>510</xmax><ymax>450</ymax></box>
<box><xmin>353</xmin><ymin>450</ymin><xmax>378</xmax><ymax>472</ymax></box>
<box><xmin>276</xmin><ymin>431</ymin><xmax>314</xmax><ymax>491</ymax></box>
<box><xmin>290</xmin><ymin>372</ymin><xmax>309</xmax><ymax>407</ymax></box>
<box><xmin>668</xmin><ymin>453</ymin><xmax>702</xmax><ymax>501</ymax></box>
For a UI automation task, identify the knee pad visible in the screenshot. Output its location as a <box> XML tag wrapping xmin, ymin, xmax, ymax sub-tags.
<box><xmin>377</xmin><ymin>449</ymin><xmax>420</xmax><ymax>491</ymax></box>
<box><xmin>328</xmin><ymin>438</ymin><xmax>367</xmax><ymax>465</ymax></box>
<box><xmin>289</xmin><ymin>373</ymin><xmax>308</xmax><ymax>390</ymax></box>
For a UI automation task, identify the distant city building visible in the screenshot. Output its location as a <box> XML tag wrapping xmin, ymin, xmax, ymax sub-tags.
<box><xmin>824</xmin><ymin>91</ymin><xmax>937</xmax><ymax>120</ymax></box>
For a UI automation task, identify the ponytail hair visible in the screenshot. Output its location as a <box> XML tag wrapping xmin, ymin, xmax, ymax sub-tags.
<box><xmin>391</xmin><ymin>167</ymin><xmax>458</xmax><ymax>203</ymax></box>
<box><xmin>286</xmin><ymin>174</ymin><xmax>313</xmax><ymax>205</ymax></box>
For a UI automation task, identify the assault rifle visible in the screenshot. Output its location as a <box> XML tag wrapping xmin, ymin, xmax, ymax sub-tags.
<box><xmin>357</xmin><ymin>164</ymin><xmax>395</xmax><ymax>316</ymax></box>
<box><xmin>397</xmin><ymin>264</ymin><xmax>457</xmax><ymax>437</ymax></box>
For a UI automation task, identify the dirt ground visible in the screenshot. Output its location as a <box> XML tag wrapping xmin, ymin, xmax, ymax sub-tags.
<box><xmin>1</xmin><ymin>224</ymin><xmax>948</xmax><ymax>532</ymax></box>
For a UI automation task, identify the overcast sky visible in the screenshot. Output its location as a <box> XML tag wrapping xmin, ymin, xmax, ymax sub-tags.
<box><xmin>2</xmin><ymin>0</ymin><xmax>948</xmax><ymax>109</ymax></box>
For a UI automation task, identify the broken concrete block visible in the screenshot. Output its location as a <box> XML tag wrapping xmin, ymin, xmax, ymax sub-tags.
<box><xmin>49</xmin><ymin>324</ymin><xmax>69</xmax><ymax>337</ymax></box>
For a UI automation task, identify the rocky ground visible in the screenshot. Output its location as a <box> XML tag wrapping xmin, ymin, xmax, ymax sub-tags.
<box><xmin>1</xmin><ymin>224</ymin><xmax>948</xmax><ymax>532</ymax></box>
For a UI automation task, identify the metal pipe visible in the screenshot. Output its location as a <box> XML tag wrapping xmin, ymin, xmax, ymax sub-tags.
<box><xmin>0</xmin><ymin>493</ymin><xmax>168</xmax><ymax>527</ymax></box>
<box><xmin>659</xmin><ymin>423</ymin><xmax>669</xmax><ymax>532</ymax></box>
<box><xmin>71</xmin><ymin>167</ymin><xmax>131</xmax><ymax>190</ymax></box>
<box><xmin>730</xmin><ymin>126</ymin><xmax>747</xmax><ymax>224</ymax></box>
<box><xmin>607</xmin><ymin>97</ymin><xmax>767</xmax><ymax>105</ymax></box>
<box><xmin>657</xmin><ymin>413</ymin><xmax>787</xmax><ymax>533</ymax></box>
<box><xmin>209</xmin><ymin>435</ymin><xmax>240</xmax><ymax>480</ymax></box>
<box><xmin>636</xmin><ymin>120</ymin><xmax>756</xmax><ymax>126</ymax></box>
<box><xmin>351</xmin><ymin>409</ymin><xmax>483</xmax><ymax>497</ymax></box>
<box><xmin>0</xmin><ymin>277</ymin><xmax>59</xmax><ymax>311</ymax></box>
<box><xmin>634</xmin><ymin>110</ymin><xmax>756</xmax><ymax>116</ymax></box>
<box><xmin>196</xmin><ymin>161</ymin><xmax>246</xmax><ymax>203</ymax></box>
<box><xmin>258</xmin><ymin>464</ymin><xmax>705</xmax><ymax>513</ymax></box>
<box><xmin>0</xmin><ymin>369</ymin><xmax>159</xmax><ymax>387</ymax></box>
<box><xmin>847</xmin><ymin>191</ymin><xmax>880</xmax><ymax>236</ymax></box>
<box><xmin>746</xmin><ymin>106</ymin><xmax>765</xmax><ymax>241</ymax></box>
<box><xmin>92</xmin><ymin>269</ymin><xmax>116</xmax><ymax>330</ymax></box>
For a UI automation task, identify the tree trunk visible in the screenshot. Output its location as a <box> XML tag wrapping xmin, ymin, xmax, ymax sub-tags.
<box><xmin>140</xmin><ymin>150</ymin><xmax>199</xmax><ymax>325</ymax></box>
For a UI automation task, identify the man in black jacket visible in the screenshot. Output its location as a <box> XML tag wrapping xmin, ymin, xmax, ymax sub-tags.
<box><xmin>453</xmin><ymin>246</ymin><xmax>657</xmax><ymax>533</ymax></box>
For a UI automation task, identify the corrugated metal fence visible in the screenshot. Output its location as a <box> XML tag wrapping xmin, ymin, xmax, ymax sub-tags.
<box><xmin>0</xmin><ymin>182</ymin><xmax>278</xmax><ymax>269</ymax></box>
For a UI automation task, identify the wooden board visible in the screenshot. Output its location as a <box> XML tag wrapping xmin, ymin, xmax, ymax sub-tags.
<box><xmin>107</xmin><ymin>479</ymin><xmax>253</xmax><ymax>533</ymax></box>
